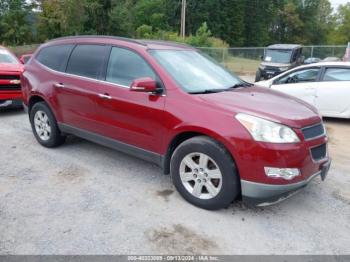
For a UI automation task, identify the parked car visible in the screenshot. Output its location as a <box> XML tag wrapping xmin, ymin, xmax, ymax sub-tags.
<box><xmin>256</xmin><ymin>62</ymin><xmax>350</xmax><ymax>118</ymax></box>
<box><xmin>21</xmin><ymin>36</ymin><xmax>330</xmax><ymax>209</ymax></box>
<box><xmin>255</xmin><ymin>44</ymin><xmax>304</xmax><ymax>82</ymax></box>
<box><xmin>0</xmin><ymin>46</ymin><xmax>24</xmax><ymax>108</ymax></box>
<box><xmin>322</xmin><ymin>57</ymin><xmax>341</xmax><ymax>62</ymax></box>
<box><xmin>304</xmin><ymin>57</ymin><xmax>321</xmax><ymax>64</ymax></box>
<box><xmin>19</xmin><ymin>54</ymin><xmax>32</xmax><ymax>64</ymax></box>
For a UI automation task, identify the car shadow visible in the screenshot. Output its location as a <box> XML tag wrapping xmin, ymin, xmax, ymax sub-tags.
<box><xmin>0</xmin><ymin>107</ymin><xmax>25</xmax><ymax>117</ymax></box>
<box><xmin>323</xmin><ymin>117</ymin><xmax>350</xmax><ymax>125</ymax></box>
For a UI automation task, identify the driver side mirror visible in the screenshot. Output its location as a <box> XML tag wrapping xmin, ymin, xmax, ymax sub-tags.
<box><xmin>130</xmin><ymin>77</ymin><xmax>159</xmax><ymax>93</ymax></box>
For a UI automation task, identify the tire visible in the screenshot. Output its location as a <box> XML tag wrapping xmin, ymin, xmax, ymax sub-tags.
<box><xmin>170</xmin><ymin>136</ymin><xmax>240</xmax><ymax>210</ymax></box>
<box><xmin>29</xmin><ymin>102</ymin><xmax>66</xmax><ymax>148</ymax></box>
<box><xmin>255</xmin><ymin>70</ymin><xmax>262</xmax><ymax>82</ymax></box>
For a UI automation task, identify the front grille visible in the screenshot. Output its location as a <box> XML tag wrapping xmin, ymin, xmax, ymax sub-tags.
<box><xmin>302</xmin><ymin>123</ymin><xmax>325</xmax><ymax>140</ymax></box>
<box><xmin>0</xmin><ymin>84</ymin><xmax>21</xmax><ymax>91</ymax></box>
<box><xmin>0</xmin><ymin>75</ymin><xmax>19</xmax><ymax>80</ymax></box>
<box><xmin>265</xmin><ymin>66</ymin><xmax>280</xmax><ymax>72</ymax></box>
<box><xmin>311</xmin><ymin>143</ymin><xmax>327</xmax><ymax>161</ymax></box>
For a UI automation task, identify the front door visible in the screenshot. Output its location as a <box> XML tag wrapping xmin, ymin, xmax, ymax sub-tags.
<box><xmin>95</xmin><ymin>46</ymin><xmax>166</xmax><ymax>154</ymax></box>
<box><xmin>270</xmin><ymin>67</ymin><xmax>321</xmax><ymax>106</ymax></box>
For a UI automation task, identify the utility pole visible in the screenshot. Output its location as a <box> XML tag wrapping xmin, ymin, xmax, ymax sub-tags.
<box><xmin>180</xmin><ymin>0</ymin><xmax>186</xmax><ymax>39</ymax></box>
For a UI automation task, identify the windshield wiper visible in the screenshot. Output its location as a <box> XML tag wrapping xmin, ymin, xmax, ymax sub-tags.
<box><xmin>188</xmin><ymin>89</ymin><xmax>226</xmax><ymax>94</ymax></box>
<box><xmin>228</xmin><ymin>82</ymin><xmax>253</xmax><ymax>89</ymax></box>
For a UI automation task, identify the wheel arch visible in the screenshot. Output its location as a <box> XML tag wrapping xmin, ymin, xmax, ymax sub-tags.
<box><xmin>28</xmin><ymin>95</ymin><xmax>46</xmax><ymax>113</ymax></box>
<box><xmin>162</xmin><ymin>128</ymin><xmax>240</xmax><ymax>179</ymax></box>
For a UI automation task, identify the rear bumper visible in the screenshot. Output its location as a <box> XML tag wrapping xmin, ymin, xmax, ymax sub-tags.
<box><xmin>242</xmin><ymin>160</ymin><xmax>331</xmax><ymax>206</ymax></box>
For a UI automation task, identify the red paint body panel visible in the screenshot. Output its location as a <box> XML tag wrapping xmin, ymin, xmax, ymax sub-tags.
<box><xmin>0</xmin><ymin>46</ymin><xmax>24</xmax><ymax>103</ymax></box>
<box><xmin>21</xmin><ymin>37</ymin><xmax>329</xmax><ymax>190</ymax></box>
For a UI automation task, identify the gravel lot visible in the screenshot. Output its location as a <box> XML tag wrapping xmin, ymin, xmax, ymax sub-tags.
<box><xmin>0</xmin><ymin>108</ymin><xmax>349</xmax><ymax>255</ymax></box>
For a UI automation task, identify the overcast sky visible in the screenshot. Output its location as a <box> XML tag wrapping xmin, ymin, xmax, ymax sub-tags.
<box><xmin>330</xmin><ymin>0</ymin><xmax>350</xmax><ymax>10</ymax></box>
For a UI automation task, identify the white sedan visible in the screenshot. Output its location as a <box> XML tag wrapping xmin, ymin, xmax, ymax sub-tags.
<box><xmin>255</xmin><ymin>62</ymin><xmax>350</xmax><ymax>119</ymax></box>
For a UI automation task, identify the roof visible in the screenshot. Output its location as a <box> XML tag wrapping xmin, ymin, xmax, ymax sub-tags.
<box><xmin>290</xmin><ymin>61</ymin><xmax>350</xmax><ymax>71</ymax></box>
<box><xmin>267</xmin><ymin>44</ymin><xmax>302</xmax><ymax>50</ymax></box>
<box><xmin>47</xmin><ymin>35</ymin><xmax>194</xmax><ymax>50</ymax></box>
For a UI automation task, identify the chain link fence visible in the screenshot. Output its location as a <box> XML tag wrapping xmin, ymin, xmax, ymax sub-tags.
<box><xmin>198</xmin><ymin>45</ymin><xmax>347</xmax><ymax>76</ymax></box>
<box><xmin>9</xmin><ymin>44</ymin><xmax>347</xmax><ymax>76</ymax></box>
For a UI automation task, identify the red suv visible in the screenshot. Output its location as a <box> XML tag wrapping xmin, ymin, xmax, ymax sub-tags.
<box><xmin>0</xmin><ymin>46</ymin><xmax>24</xmax><ymax>108</ymax></box>
<box><xmin>21</xmin><ymin>36</ymin><xmax>331</xmax><ymax>210</ymax></box>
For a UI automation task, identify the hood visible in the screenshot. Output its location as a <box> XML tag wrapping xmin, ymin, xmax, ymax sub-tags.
<box><xmin>261</xmin><ymin>62</ymin><xmax>290</xmax><ymax>67</ymax></box>
<box><xmin>255</xmin><ymin>79</ymin><xmax>272</xmax><ymax>88</ymax></box>
<box><xmin>198</xmin><ymin>86</ymin><xmax>320</xmax><ymax>128</ymax></box>
<box><xmin>0</xmin><ymin>63</ymin><xmax>23</xmax><ymax>73</ymax></box>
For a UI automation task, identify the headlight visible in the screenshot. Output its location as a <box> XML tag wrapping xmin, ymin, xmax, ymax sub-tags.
<box><xmin>235</xmin><ymin>113</ymin><xmax>300</xmax><ymax>143</ymax></box>
<box><xmin>278</xmin><ymin>67</ymin><xmax>289</xmax><ymax>71</ymax></box>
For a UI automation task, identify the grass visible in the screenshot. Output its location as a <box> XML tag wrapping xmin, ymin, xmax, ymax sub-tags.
<box><xmin>223</xmin><ymin>56</ymin><xmax>260</xmax><ymax>75</ymax></box>
<box><xmin>9</xmin><ymin>44</ymin><xmax>39</xmax><ymax>56</ymax></box>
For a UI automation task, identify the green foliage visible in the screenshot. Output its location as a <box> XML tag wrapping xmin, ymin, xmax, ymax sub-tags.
<box><xmin>0</xmin><ymin>0</ymin><xmax>348</xmax><ymax>47</ymax></box>
<box><xmin>0</xmin><ymin>0</ymin><xmax>34</xmax><ymax>45</ymax></box>
<box><xmin>328</xmin><ymin>3</ymin><xmax>350</xmax><ymax>44</ymax></box>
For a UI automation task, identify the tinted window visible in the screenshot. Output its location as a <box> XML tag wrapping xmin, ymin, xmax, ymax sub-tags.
<box><xmin>66</xmin><ymin>45</ymin><xmax>109</xmax><ymax>79</ymax></box>
<box><xmin>106</xmin><ymin>47</ymin><xmax>156</xmax><ymax>86</ymax></box>
<box><xmin>36</xmin><ymin>45</ymin><xmax>74</xmax><ymax>71</ymax></box>
<box><xmin>323</xmin><ymin>68</ymin><xmax>350</xmax><ymax>81</ymax></box>
<box><xmin>276</xmin><ymin>68</ymin><xmax>320</xmax><ymax>84</ymax></box>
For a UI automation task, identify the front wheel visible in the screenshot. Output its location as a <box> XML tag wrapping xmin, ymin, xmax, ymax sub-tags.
<box><xmin>29</xmin><ymin>102</ymin><xmax>66</xmax><ymax>148</ymax></box>
<box><xmin>255</xmin><ymin>69</ymin><xmax>262</xmax><ymax>82</ymax></box>
<box><xmin>170</xmin><ymin>136</ymin><xmax>240</xmax><ymax>210</ymax></box>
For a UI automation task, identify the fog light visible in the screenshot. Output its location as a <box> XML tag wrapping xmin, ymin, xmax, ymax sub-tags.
<box><xmin>264</xmin><ymin>167</ymin><xmax>300</xmax><ymax>180</ymax></box>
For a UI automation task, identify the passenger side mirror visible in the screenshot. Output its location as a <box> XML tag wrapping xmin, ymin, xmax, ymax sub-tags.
<box><xmin>130</xmin><ymin>77</ymin><xmax>158</xmax><ymax>93</ymax></box>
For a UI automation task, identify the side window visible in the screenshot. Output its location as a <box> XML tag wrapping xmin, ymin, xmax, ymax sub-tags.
<box><xmin>106</xmin><ymin>47</ymin><xmax>156</xmax><ymax>87</ymax></box>
<box><xmin>36</xmin><ymin>45</ymin><xmax>74</xmax><ymax>71</ymax></box>
<box><xmin>275</xmin><ymin>68</ymin><xmax>320</xmax><ymax>85</ymax></box>
<box><xmin>66</xmin><ymin>45</ymin><xmax>110</xmax><ymax>80</ymax></box>
<box><xmin>323</xmin><ymin>68</ymin><xmax>350</xmax><ymax>81</ymax></box>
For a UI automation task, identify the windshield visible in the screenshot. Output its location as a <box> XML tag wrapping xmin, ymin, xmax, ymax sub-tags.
<box><xmin>0</xmin><ymin>48</ymin><xmax>19</xmax><ymax>64</ymax></box>
<box><xmin>264</xmin><ymin>49</ymin><xmax>292</xmax><ymax>64</ymax></box>
<box><xmin>149</xmin><ymin>50</ymin><xmax>243</xmax><ymax>93</ymax></box>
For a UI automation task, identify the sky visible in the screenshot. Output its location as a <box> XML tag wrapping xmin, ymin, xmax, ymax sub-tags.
<box><xmin>330</xmin><ymin>0</ymin><xmax>350</xmax><ymax>10</ymax></box>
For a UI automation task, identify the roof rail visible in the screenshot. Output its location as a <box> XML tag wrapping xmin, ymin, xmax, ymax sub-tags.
<box><xmin>49</xmin><ymin>35</ymin><xmax>147</xmax><ymax>46</ymax></box>
<box><xmin>139</xmin><ymin>39</ymin><xmax>193</xmax><ymax>49</ymax></box>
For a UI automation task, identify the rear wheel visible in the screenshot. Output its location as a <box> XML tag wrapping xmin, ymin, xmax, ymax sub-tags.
<box><xmin>30</xmin><ymin>102</ymin><xmax>66</xmax><ymax>148</ymax></box>
<box><xmin>170</xmin><ymin>136</ymin><xmax>239</xmax><ymax>210</ymax></box>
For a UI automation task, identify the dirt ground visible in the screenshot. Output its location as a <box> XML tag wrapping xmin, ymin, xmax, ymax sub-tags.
<box><xmin>0</xmin><ymin>108</ymin><xmax>349</xmax><ymax>255</ymax></box>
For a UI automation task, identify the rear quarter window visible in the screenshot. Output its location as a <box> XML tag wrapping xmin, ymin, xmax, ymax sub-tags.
<box><xmin>36</xmin><ymin>44</ymin><xmax>74</xmax><ymax>71</ymax></box>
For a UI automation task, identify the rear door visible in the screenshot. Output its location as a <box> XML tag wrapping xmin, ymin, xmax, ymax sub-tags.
<box><xmin>57</xmin><ymin>44</ymin><xmax>111</xmax><ymax>132</ymax></box>
<box><xmin>94</xmin><ymin>46</ymin><xmax>166</xmax><ymax>154</ymax></box>
<box><xmin>316</xmin><ymin>67</ymin><xmax>350</xmax><ymax>117</ymax></box>
<box><xmin>270</xmin><ymin>67</ymin><xmax>321</xmax><ymax>106</ymax></box>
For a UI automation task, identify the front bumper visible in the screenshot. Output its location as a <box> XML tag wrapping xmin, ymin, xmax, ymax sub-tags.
<box><xmin>242</xmin><ymin>159</ymin><xmax>331</xmax><ymax>206</ymax></box>
<box><xmin>0</xmin><ymin>99</ymin><xmax>23</xmax><ymax>108</ymax></box>
<box><xmin>260</xmin><ymin>68</ymin><xmax>287</xmax><ymax>79</ymax></box>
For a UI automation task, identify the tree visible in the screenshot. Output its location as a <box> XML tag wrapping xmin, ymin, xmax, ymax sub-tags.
<box><xmin>0</xmin><ymin>0</ymin><xmax>34</xmax><ymax>45</ymax></box>
<box><xmin>328</xmin><ymin>3</ymin><xmax>350</xmax><ymax>44</ymax></box>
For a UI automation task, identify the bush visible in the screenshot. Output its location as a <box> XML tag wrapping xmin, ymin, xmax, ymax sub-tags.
<box><xmin>135</xmin><ymin>22</ymin><xmax>229</xmax><ymax>48</ymax></box>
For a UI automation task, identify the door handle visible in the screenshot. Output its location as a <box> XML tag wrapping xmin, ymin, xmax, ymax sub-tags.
<box><xmin>53</xmin><ymin>83</ymin><xmax>65</xmax><ymax>88</ymax></box>
<box><xmin>98</xmin><ymin>93</ymin><xmax>112</xmax><ymax>100</ymax></box>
